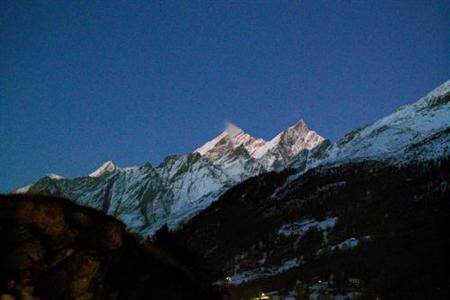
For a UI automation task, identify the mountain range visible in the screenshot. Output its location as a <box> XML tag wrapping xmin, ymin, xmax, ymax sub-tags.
<box><xmin>9</xmin><ymin>80</ymin><xmax>450</xmax><ymax>298</ymax></box>
<box><xmin>16</xmin><ymin>119</ymin><xmax>324</xmax><ymax>235</ymax></box>
<box><xmin>16</xmin><ymin>80</ymin><xmax>450</xmax><ymax>237</ymax></box>
<box><xmin>175</xmin><ymin>80</ymin><xmax>450</xmax><ymax>299</ymax></box>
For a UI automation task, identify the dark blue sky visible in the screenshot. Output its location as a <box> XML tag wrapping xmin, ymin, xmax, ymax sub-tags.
<box><xmin>1</xmin><ymin>1</ymin><xmax>449</xmax><ymax>192</ymax></box>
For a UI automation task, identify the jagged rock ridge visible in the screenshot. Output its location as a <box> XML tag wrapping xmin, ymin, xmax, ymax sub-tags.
<box><xmin>16</xmin><ymin>120</ymin><xmax>324</xmax><ymax>235</ymax></box>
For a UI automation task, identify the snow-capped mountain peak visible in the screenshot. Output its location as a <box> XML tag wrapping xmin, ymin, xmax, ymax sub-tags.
<box><xmin>196</xmin><ymin>123</ymin><xmax>252</xmax><ymax>156</ymax></box>
<box><xmin>15</xmin><ymin>118</ymin><xmax>325</xmax><ymax>234</ymax></box>
<box><xmin>257</xmin><ymin>127</ymin><xmax>322</xmax><ymax>169</ymax></box>
<box><xmin>274</xmin><ymin>119</ymin><xmax>324</xmax><ymax>154</ymax></box>
<box><xmin>46</xmin><ymin>173</ymin><xmax>65</xmax><ymax>180</ymax></box>
<box><xmin>196</xmin><ymin>120</ymin><xmax>324</xmax><ymax>170</ymax></box>
<box><xmin>89</xmin><ymin>160</ymin><xmax>118</xmax><ymax>177</ymax></box>
<box><xmin>289</xmin><ymin>119</ymin><xmax>306</xmax><ymax>130</ymax></box>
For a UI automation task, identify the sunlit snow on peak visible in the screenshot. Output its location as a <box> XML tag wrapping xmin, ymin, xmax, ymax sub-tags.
<box><xmin>47</xmin><ymin>173</ymin><xmax>65</xmax><ymax>180</ymax></box>
<box><xmin>89</xmin><ymin>160</ymin><xmax>118</xmax><ymax>177</ymax></box>
<box><xmin>195</xmin><ymin>119</ymin><xmax>324</xmax><ymax>170</ymax></box>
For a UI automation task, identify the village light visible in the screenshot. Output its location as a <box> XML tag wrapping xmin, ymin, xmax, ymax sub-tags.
<box><xmin>258</xmin><ymin>292</ymin><xmax>271</xmax><ymax>300</ymax></box>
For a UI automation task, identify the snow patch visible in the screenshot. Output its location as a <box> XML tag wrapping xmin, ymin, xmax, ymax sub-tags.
<box><xmin>230</xmin><ymin>258</ymin><xmax>302</xmax><ymax>285</ymax></box>
<box><xmin>47</xmin><ymin>173</ymin><xmax>65</xmax><ymax>180</ymax></box>
<box><xmin>14</xmin><ymin>184</ymin><xmax>33</xmax><ymax>194</ymax></box>
<box><xmin>278</xmin><ymin>217</ymin><xmax>338</xmax><ymax>238</ymax></box>
<box><xmin>317</xmin><ymin>236</ymin><xmax>371</xmax><ymax>254</ymax></box>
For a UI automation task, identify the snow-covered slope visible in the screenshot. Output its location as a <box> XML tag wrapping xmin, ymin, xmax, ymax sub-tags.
<box><xmin>328</xmin><ymin>81</ymin><xmax>450</xmax><ymax>162</ymax></box>
<box><xmin>20</xmin><ymin>155</ymin><xmax>233</xmax><ymax>234</ymax></box>
<box><xmin>290</xmin><ymin>80</ymin><xmax>450</xmax><ymax>171</ymax></box>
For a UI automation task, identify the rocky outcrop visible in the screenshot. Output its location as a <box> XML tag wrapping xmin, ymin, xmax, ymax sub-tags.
<box><xmin>0</xmin><ymin>194</ymin><xmax>220</xmax><ymax>300</ymax></box>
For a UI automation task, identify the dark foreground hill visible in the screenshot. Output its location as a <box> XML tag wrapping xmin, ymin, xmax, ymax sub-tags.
<box><xmin>177</xmin><ymin>158</ymin><xmax>450</xmax><ymax>299</ymax></box>
<box><xmin>0</xmin><ymin>194</ymin><xmax>220</xmax><ymax>300</ymax></box>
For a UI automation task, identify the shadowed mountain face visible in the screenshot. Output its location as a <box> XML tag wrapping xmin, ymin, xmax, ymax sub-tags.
<box><xmin>176</xmin><ymin>158</ymin><xmax>450</xmax><ymax>299</ymax></box>
<box><xmin>0</xmin><ymin>194</ymin><xmax>221</xmax><ymax>300</ymax></box>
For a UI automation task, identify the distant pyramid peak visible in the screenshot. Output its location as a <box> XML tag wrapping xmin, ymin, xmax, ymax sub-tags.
<box><xmin>282</xmin><ymin>120</ymin><xmax>314</xmax><ymax>139</ymax></box>
<box><xmin>196</xmin><ymin>123</ymin><xmax>247</xmax><ymax>155</ymax></box>
<box><xmin>291</xmin><ymin>119</ymin><xmax>307</xmax><ymax>129</ymax></box>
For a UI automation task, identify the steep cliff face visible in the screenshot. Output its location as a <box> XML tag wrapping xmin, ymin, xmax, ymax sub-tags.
<box><xmin>0</xmin><ymin>194</ymin><xmax>220</xmax><ymax>300</ymax></box>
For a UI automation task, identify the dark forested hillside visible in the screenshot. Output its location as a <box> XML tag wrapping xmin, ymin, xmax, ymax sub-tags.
<box><xmin>4</xmin><ymin>158</ymin><xmax>448</xmax><ymax>299</ymax></box>
<box><xmin>0</xmin><ymin>194</ymin><xmax>220</xmax><ymax>300</ymax></box>
<box><xmin>3</xmin><ymin>162</ymin><xmax>449</xmax><ymax>299</ymax></box>
<box><xmin>177</xmin><ymin>158</ymin><xmax>450</xmax><ymax>299</ymax></box>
